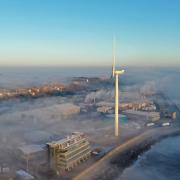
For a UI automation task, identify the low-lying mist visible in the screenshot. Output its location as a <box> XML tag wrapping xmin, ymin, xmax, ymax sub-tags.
<box><xmin>0</xmin><ymin>66</ymin><xmax>179</xmax><ymax>178</ymax></box>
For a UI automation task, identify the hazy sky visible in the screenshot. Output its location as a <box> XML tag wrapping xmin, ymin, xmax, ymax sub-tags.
<box><xmin>0</xmin><ymin>0</ymin><xmax>180</xmax><ymax>67</ymax></box>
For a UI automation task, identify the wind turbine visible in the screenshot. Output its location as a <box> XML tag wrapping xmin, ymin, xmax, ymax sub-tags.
<box><xmin>112</xmin><ymin>37</ymin><xmax>125</xmax><ymax>137</ymax></box>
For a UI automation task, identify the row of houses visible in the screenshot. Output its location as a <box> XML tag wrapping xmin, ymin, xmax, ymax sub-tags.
<box><xmin>0</xmin><ymin>84</ymin><xmax>65</xmax><ymax>100</ymax></box>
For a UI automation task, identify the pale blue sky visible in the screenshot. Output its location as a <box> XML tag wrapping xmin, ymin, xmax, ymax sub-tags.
<box><xmin>0</xmin><ymin>0</ymin><xmax>180</xmax><ymax>66</ymax></box>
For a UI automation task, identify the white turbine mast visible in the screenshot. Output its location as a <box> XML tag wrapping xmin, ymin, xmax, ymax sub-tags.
<box><xmin>112</xmin><ymin>36</ymin><xmax>125</xmax><ymax>137</ymax></box>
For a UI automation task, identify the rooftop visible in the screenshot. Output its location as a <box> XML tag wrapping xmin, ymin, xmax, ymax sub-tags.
<box><xmin>18</xmin><ymin>144</ymin><xmax>46</xmax><ymax>155</ymax></box>
<box><xmin>16</xmin><ymin>169</ymin><xmax>35</xmax><ymax>179</ymax></box>
<box><xmin>124</xmin><ymin>110</ymin><xmax>160</xmax><ymax>116</ymax></box>
<box><xmin>47</xmin><ymin>132</ymin><xmax>84</xmax><ymax>146</ymax></box>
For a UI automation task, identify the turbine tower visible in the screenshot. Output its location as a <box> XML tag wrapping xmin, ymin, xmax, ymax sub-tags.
<box><xmin>112</xmin><ymin>37</ymin><xmax>125</xmax><ymax>137</ymax></box>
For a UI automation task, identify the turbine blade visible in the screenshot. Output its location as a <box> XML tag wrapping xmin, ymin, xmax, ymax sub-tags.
<box><xmin>112</xmin><ymin>35</ymin><xmax>116</xmax><ymax>78</ymax></box>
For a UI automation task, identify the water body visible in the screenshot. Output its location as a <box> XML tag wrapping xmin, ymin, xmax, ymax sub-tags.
<box><xmin>119</xmin><ymin>135</ymin><xmax>180</xmax><ymax>180</ymax></box>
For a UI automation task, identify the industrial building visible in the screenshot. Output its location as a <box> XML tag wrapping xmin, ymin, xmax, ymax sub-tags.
<box><xmin>47</xmin><ymin>132</ymin><xmax>91</xmax><ymax>173</ymax></box>
<box><xmin>124</xmin><ymin>110</ymin><xmax>160</xmax><ymax>121</ymax></box>
<box><xmin>17</xmin><ymin>144</ymin><xmax>47</xmax><ymax>172</ymax></box>
<box><xmin>95</xmin><ymin>101</ymin><xmax>157</xmax><ymax>113</ymax></box>
<box><xmin>57</xmin><ymin>103</ymin><xmax>80</xmax><ymax>118</ymax></box>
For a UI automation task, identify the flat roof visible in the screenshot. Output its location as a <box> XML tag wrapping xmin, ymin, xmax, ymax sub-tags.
<box><xmin>18</xmin><ymin>144</ymin><xmax>46</xmax><ymax>155</ymax></box>
<box><xmin>124</xmin><ymin>110</ymin><xmax>160</xmax><ymax>116</ymax></box>
<box><xmin>47</xmin><ymin>132</ymin><xmax>84</xmax><ymax>146</ymax></box>
<box><xmin>16</xmin><ymin>169</ymin><xmax>34</xmax><ymax>179</ymax></box>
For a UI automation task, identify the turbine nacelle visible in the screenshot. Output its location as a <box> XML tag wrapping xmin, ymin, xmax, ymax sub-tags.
<box><xmin>114</xmin><ymin>70</ymin><xmax>125</xmax><ymax>75</ymax></box>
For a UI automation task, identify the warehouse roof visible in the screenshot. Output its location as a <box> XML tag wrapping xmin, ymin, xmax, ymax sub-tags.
<box><xmin>16</xmin><ymin>169</ymin><xmax>35</xmax><ymax>179</ymax></box>
<box><xmin>124</xmin><ymin>110</ymin><xmax>160</xmax><ymax>116</ymax></box>
<box><xmin>18</xmin><ymin>144</ymin><xmax>46</xmax><ymax>155</ymax></box>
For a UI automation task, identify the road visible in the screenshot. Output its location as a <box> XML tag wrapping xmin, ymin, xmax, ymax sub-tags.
<box><xmin>73</xmin><ymin>126</ymin><xmax>180</xmax><ymax>180</ymax></box>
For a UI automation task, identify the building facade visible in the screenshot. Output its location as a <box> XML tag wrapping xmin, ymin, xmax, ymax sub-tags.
<box><xmin>47</xmin><ymin>132</ymin><xmax>91</xmax><ymax>173</ymax></box>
